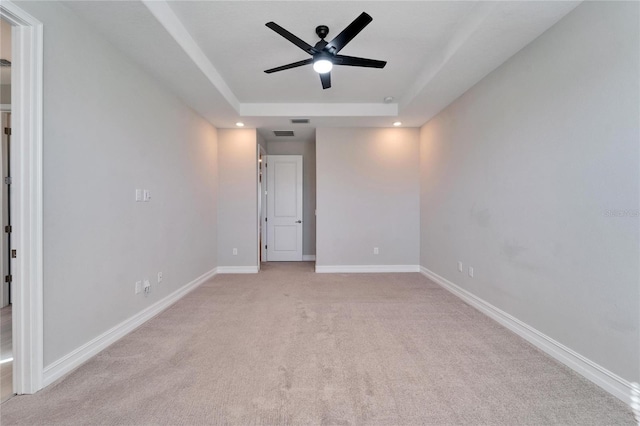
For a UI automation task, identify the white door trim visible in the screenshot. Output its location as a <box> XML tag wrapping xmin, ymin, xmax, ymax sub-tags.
<box><xmin>0</xmin><ymin>1</ymin><xmax>44</xmax><ymax>394</ymax></box>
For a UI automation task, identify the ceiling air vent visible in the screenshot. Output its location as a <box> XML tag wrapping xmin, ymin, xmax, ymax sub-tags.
<box><xmin>290</xmin><ymin>119</ymin><xmax>310</xmax><ymax>124</ymax></box>
<box><xmin>273</xmin><ymin>130</ymin><xmax>295</xmax><ymax>137</ymax></box>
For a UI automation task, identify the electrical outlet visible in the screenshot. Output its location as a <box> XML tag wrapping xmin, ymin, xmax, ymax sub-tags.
<box><xmin>143</xmin><ymin>279</ymin><xmax>151</xmax><ymax>295</ymax></box>
<box><xmin>143</xmin><ymin>189</ymin><xmax>151</xmax><ymax>202</ymax></box>
<box><xmin>458</xmin><ymin>261</ymin><xmax>463</xmax><ymax>272</ymax></box>
<box><xmin>135</xmin><ymin>280</ymin><xmax>142</xmax><ymax>294</ymax></box>
<box><xmin>157</xmin><ymin>272</ymin><xmax>163</xmax><ymax>283</ymax></box>
<box><xmin>373</xmin><ymin>247</ymin><xmax>379</xmax><ymax>255</ymax></box>
<box><xmin>135</xmin><ymin>189</ymin><xmax>142</xmax><ymax>202</ymax></box>
<box><xmin>233</xmin><ymin>248</ymin><xmax>238</xmax><ymax>255</ymax></box>
<box><xmin>468</xmin><ymin>266</ymin><xmax>474</xmax><ymax>278</ymax></box>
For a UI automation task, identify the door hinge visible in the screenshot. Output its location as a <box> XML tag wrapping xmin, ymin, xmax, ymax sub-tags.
<box><xmin>4</xmin><ymin>275</ymin><xmax>11</xmax><ymax>283</ymax></box>
<box><xmin>265</xmin><ymin>245</ymin><xmax>267</xmax><ymax>250</ymax></box>
<box><xmin>4</xmin><ymin>127</ymin><xmax>10</xmax><ymax>136</ymax></box>
<box><xmin>265</xmin><ymin>217</ymin><xmax>268</xmax><ymax>222</ymax></box>
<box><xmin>11</xmin><ymin>249</ymin><xmax>16</xmax><ymax>258</ymax></box>
<box><xmin>4</xmin><ymin>176</ymin><xmax>11</xmax><ymax>185</ymax></box>
<box><xmin>4</xmin><ymin>225</ymin><xmax>11</xmax><ymax>233</ymax></box>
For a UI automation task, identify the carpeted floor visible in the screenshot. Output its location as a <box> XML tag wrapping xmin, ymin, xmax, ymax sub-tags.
<box><xmin>0</xmin><ymin>262</ymin><xmax>634</xmax><ymax>425</ymax></box>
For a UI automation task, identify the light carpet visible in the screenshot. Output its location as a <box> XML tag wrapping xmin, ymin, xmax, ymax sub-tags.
<box><xmin>0</xmin><ymin>262</ymin><xmax>634</xmax><ymax>425</ymax></box>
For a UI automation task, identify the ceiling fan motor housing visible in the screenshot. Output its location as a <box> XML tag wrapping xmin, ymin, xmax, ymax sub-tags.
<box><xmin>314</xmin><ymin>52</ymin><xmax>333</xmax><ymax>63</ymax></box>
<box><xmin>315</xmin><ymin>25</ymin><xmax>329</xmax><ymax>39</ymax></box>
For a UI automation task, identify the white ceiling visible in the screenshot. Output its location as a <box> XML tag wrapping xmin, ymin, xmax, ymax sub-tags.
<box><xmin>62</xmin><ymin>1</ymin><xmax>580</xmax><ymax>142</ymax></box>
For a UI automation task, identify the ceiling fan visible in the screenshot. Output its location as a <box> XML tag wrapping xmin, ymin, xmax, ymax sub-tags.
<box><xmin>264</xmin><ymin>12</ymin><xmax>387</xmax><ymax>89</ymax></box>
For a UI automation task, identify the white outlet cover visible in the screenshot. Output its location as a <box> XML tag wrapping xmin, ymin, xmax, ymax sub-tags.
<box><xmin>157</xmin><ymin>272</ymin><xmax>163</xmax><ymax>283</ymax></box>
<box><xmin>233</xmin><ymin>248</ymin><xmax>238</xmax><ymax>255</ymax></box>
<box><xmin>143</xmin><ymin>189</ymin><xmax>151</xmax><ymax>202</ymax></box>
<box><xmin>468</xmin><ymin>267</ymin><xmax>474</xmax><ymax>278</ymax></box>
<box><xmin>135</xmin><ymin>280</ymin><xmax>142</xmax><ymax>294</ymax></box>
<box><xmin>135</xmin><ymin>189</ymin><xmax>142</xmax><ymax>202</ymax></box>
<box><xmin>458</xmin><ymin>261</ymin><xmax>463</xmax><ymax>272</ymax></box>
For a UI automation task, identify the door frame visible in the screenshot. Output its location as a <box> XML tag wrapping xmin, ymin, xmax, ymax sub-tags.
<box><xmin>0</xmin><ymin>1</ymin><xmax>44</xmax><ymax>394</ymax></box>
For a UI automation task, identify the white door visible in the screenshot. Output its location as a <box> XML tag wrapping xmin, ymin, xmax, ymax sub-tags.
<box><xmin>266</xmin><ymin>155</ymin><xmax>303</xmax><ymax>261</ymax></box>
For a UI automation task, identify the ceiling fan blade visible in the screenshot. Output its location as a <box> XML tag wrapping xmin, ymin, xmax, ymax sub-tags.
<box><xmin>326</xmin><ymin>12</ymin><xmax>373</xmax><ymax>54</ymax></box>
<box><xmin>266</xmin><ymin>22</ymin><xmax>317</xmax><ymax>55</ymax></box>
<box><xmin>334</xmin><ymin>54</ymin><xmax>386</xmax><ymax>68</ymax></box>
<box><xmin>264</xmin><ymin>58</ymin><xmax>313</xmax><ymax>74</ymax></box>
<box><xmin>320</xmin><ymin>72</ymin><xmax>331</xmax><ymax>89</ymax></box>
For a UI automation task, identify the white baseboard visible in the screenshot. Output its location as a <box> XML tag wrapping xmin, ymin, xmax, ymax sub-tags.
<box><xmin>315</xmin><ymin>265</ymin><xmax>420</xmax><ymax>273</ymax></box>
<box><xmin>302</xmin><ymin>255</ymin><xmax>316</xmax><ymax>261</ymax></box>
<box><xmin>217</xmin><ymin>265</ymin><xmax>259</xmax><ymax>274</ymax></box>
<box><xmin>43</xmin><ymin>267</ymin><xmax>218</xmax><ymax>387</ymax></box>
<box><xmin>420</xmin><ymin>266</ymin><xmax>633</xmax><ymax>406</ymax></box>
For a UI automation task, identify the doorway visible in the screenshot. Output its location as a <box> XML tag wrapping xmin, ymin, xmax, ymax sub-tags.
<box><xmin>0</xmin><ymin>15</ymin><xmax>13</xmax><ymax>402</ymax></box>
<box><xmin>257</xmin><ymin>144</ymin><xmax>266</xmax><ymax>265</ymax></box>
<box><xmin>0</xmin><ymin>2</ymin><xmax>44</xmax><ymax>396</ymax></box>
<box><xmin>1</xmin><ymin>113</ymin><xmax>10</xmax><ymax>308</ymax></box>
<box><xmin>259</xmin><ymin>136</ymin><xmax>317</xmax><ymax>265</ymax></box>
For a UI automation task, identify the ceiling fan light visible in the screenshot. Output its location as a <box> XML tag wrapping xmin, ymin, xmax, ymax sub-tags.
<box><xmin>313</xmin><ymin>59</ymin><xmax>333</xmax><ymax>74</ymax></box>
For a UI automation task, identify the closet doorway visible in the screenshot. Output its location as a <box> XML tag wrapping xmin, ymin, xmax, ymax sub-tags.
<box><xmin>258</xmin><ymin>134</ymin><xmax>316</xmax><ymax>264</ymax></box>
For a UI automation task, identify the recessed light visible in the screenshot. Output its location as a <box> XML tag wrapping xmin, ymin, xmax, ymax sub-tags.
<box><xmin>235</xmin><ymin>122</ymin><xmax>245</xmax><ymax>127</ymax></box>
<box><xmin>393</xmin><ymin>121</ymin><xmax>402</xmax><ymax>127</ymax></box>
<box><xmin>384</xmin><ymin>96</ymin><xmax>394</xmax><ymax>103</ymax></box>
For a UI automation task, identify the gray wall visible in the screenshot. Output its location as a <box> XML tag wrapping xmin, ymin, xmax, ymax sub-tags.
<box><xmin>217</xmin><ymin>128</ymin><xmax>258</xmax><ymax>268</ymax></box>
<box><xmin>257</xmin><ymin>132</ymin><xmax>267</xmax><ymax>153</ymax></box>
<box><xmin>420</xmin><ymin>1</ymin><xmax>639</xmax><ymax>382</ymax></box>
<box><xmin>316</xmin><ymin>128</ymin><xmax>420</xmax><ymax>267</ymax></box>
<box><xmin>18</xmin><ymin>2</ymin><xmax>219</xmax><ymax>366</ymax></box>
<box><xmin>267</xmin><ymin>139</ymin><xmax>316</xmax><ymax>256</ymax></box>
<box><xmin>0</xmin><ymin>17</ymin><xmax>10</xmax><ymax>102</ymax></box>
<box><xmin>0</xmin><ymin>85</ymin><xmax>10</xmax><ymax>104</ymax></box>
